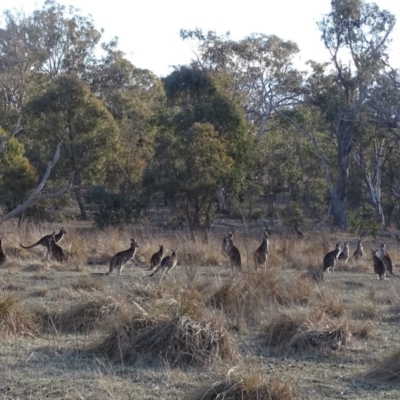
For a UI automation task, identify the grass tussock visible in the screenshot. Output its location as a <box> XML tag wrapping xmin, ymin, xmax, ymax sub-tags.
<box><xmin>209</xmin><ymin>270</ymin><xmax>314</xmax><ymax>327</ymax></box>
<box><xmin>265</xmin><ymin>308</ymin><xmax>351</xmax><ymax>352</ymax></box>
<box><xmin>37</xmin><ymin>294</ymin><xmax>129</xmax><ymax>333</ymax></box>
<box><xmin>95</xmin><ymin>311</ymin><xmax>239</xmax><ymax>366</ymax></box>
<box><xmin>191</xmin><ymin>369</ymin><xmax>300</xmax><ymax>400</ymax></box>
<box><xmin>0</xmin><ymin>295</ymin><xmax>37</xmax><ymax>337</ymax></box>
<box><xmin>360</xmin><ymin>348</ymin><xmax>400</xmax><ymax>383</ymax></box>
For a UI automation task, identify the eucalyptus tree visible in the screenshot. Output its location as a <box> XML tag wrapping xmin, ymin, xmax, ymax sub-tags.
<box><xmin>27</xmin><ymin>75</ymin><xmax>119</xmax><ymax>219</ymax></box>
<box><xmin>305</xmin><ymin>0</ymin><xmax>396</xmax><ymax>229</ymax></box>
<box><xmin>180</xmin><ymin>30</ymin><xmax>304</xmax><ymax>138</ymax></box>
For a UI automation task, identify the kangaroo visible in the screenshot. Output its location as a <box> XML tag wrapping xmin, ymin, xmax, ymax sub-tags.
<box><xmin>46</xmin><ymin>232</ymin><xmax>67</xmax><ymax>263</ymax></box>
<box><xmin>254</xmin><ymin>230</ymin><xmax>269</xmax><ymax>269</ymax></box>
<box><xmin>323</xmin><ymin>242</ymin><xmax>341</xmax><ymax>272</ymax></box>
<box><xmin>338</xmin><ymin>241</ymin><xmax>350</xmax><ymax>263</ymax></box>
<box><xmin>149</xmin><ymin>244</ymin><xmax>164</xmax><ymax>271</ymax></box>
<box><xmin>107</xmin><ymin>238</ymin><xmax>140</xmax><ymax>276</ymax></box>
<box><xmin>222</xmin><ymin>231</ymin><xmax>241</xmax><ymax>271</ymax></box>
<box><xmin>371</xmin><ymin>249</ymin><xmax>387</xmax><ymax>280</ymax></box>
<box><xmin>0</xmin><ymin>237</ymin><xmax>6</xmax><ymax>265</ymax></box>
<box><xmin>148</xmin><ymin>249</ymin><xmax>177</xmax><ymax>279</ymax></box>
<box><xmin>222</xmin><ymin>231</ymin><xmax>234</xmax><ymax>256</ymax></box>
<box><xmin>378</xmin><ymin>241</ymin><xmax>393</xmax><ymax>277</ymax></box>
<box><xmin>20</xmin><ymin>226</ymin><xmax>67</xmax><ymax>257</ymax></box>
<box><xmin>353</xmin><ymin>239</ymin><xmax>364</xmax><ymax>260</ymax></box>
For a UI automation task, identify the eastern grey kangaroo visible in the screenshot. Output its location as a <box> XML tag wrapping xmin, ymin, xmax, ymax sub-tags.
<box><xmin>148</xmin><ymin>249</ymin><xmax>177</xmax><ymax>279</ymax></box>
<box><xmin>323</xmin><ymin>242</ymin><xmax>341</xmax><ymax>272</ymax></box>
<box><xmin>20</xmin><ymin>226</ymin><xmax>67</xmax><ymax>257</ymax></box>
<box><xmin>222</xmin><ymin>231</ymin><xmax>241</xmax><ymax>271</ymax></box>
<box><xmin>371</xmin><ymin>249</ymin><xmax>387</xmax><ymax>280</ymax></box>
<box><xmin>353</xmin><ymin>239</ymin><xmax>364</xmax><ymax>260</ymax></box>
<box><xmin>107</xmin><ymin>238</ymin><xmax>140</xmax><ymax>276</ymax></box>
<box><xmin>378</xmin><ymin>241</ymin><xmax>393</xmax><ymax>276</ymax></box>
<box><xmin>254</xmin><ymin>230</ymin><xmax>269</xmax><ymax>269</ymax></box>
<box><xmin>338</xmin><ymin>241</ymin><xmax>350</xmax><ymax>263</ymax></box>
<box><xmin>149</xmin><ymin>244</ymin><xmax>164</xmax><ymax>271</ymax></box>
<box><xmin>46</xmin><ymin>232</ymin><xmax>67</xmax><ymax>263</ymax></box>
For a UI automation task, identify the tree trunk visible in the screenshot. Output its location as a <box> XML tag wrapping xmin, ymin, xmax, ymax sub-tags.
<box><xmin>74</xmin><ymin>186</ymin><xmax>86</xmax><ymax>220</ymax></box>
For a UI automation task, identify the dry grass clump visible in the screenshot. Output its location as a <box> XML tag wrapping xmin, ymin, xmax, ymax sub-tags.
<box><xmin>209</xmin><ymin>270</ymin><xmax>314</xmax><ymax>328</ymax></box>
<box><xmin>360</xmin><ymin>348</ymin><xmax>400</xmax><ymax>383</ymax></box>
<box><xmin>36</xmin><ymin>294</ymin><xmax>128</xmax><ymax>333</ymax></box>
<box><xmin>0</xmin><ymin>295</ymin><xmax>37</xmax><ymax>337</ymax></box>
<box><xmin>2</xmin><ymin>283</ymin><xmax>27</xmax><ymax>291</ymax></box>
<box><xmin>265</xmin><ymin>308</ymin><xmax>351</xmax><ymax>352</ymax></box>
<box><xmin>191</xmin><ymin>369</ymin><xmax>300</xmax><ymax>400</ymax></box>
<box><xmin>313</xmin><ymin>289</ymin><xmax>346</xmax><ymax>318</ymax></box>
<box><xmin>351</xmin><ymin>302</ymin><xmax>379</xmax><ymax>320</ymax></box>
<box><xmin>70</xmin><ymin>276</ymin><xmax>105</xmax><ymax>292</ymax></box>
<box><xmin>95</xmin><ymin>310</ymin><xmax>239</xmax><ymax>367</ymax></box>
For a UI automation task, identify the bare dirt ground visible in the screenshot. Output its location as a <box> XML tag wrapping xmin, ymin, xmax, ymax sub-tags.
<box><xmin>1</xmin><ymin>222</ymin><xmax>400</xmax><ymax>399</ymax></box>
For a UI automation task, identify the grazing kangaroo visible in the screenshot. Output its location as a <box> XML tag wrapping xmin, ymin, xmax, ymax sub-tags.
<box><xmin>323</xmin><ymin>242</ymin><xmax>341</xmax><ymax>272</ymax></box>
<box><xmin>0</xmin><ymin>237</ymin><xmax>6</xmax><ymax>265</ymax></box>
<box><xmin>338</xmin><ymin>241</ymin><xmax>350</xmax><ymax>263</ymax></box>
<box><xmin>222</xmin><ymin>231</ymin><xmax>241</xmax><ymax>271</ymax></box>
<box><xmin>378</xmin><ymin>241</ymin><xmax>393</xmax><ymax>277</ymax></box>
<box><xmin>149</xmin><ymin>244</ymin><xmax>164</xmax><ymax>271</ymax></box>
<box><xmin>20</xmin><ymin>226</ymin><xmax>67</xmax><ymax>257</ymax></box>
<box><xmin>148</xmin><ymin>249</ymin><xmax>177</xmax><ymax>279</ymax></box>
<box><xmin>254</xmin><ymin>230</ymin><xmax>269</xmax><ymax>269</ymax></box>
<box><xmin>107</xmin><ymin>238</ymin><xmax>140</xmax><ymax>276</ymax></box>
<box><xmin>371</xmin><ymin>249</ymin><xmax>387</xmax><ymax>280</ymax></box>
<box><xmin>46</xmin><ymin>232</ymin><xmax>67</xmax><ymax>263</ymax></box>
<box><xmin>353</xmin><ymin>239</ymin><xmax>364</xmax><ymax>260</ymax></box>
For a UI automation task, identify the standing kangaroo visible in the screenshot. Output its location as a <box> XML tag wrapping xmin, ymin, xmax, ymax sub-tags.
<box><xmin>323</xmin><ymin>242</ymin><xmax>341</xmax><ymax>272</ymax></box>
<box><xmin>222</xmin><ymin>232</ymin><xmax>241</xmax><ymax>271</ymax></box>
<box><xmin>378</xmin><ymin>241</ymin><xmax>393</xmax><ymax>277</ymax></box>
<box><xmin>20</xmin><ymin>226</ymin><xmax>67</xmax><ymax>257</ymax></box>
<box><xmin>149</xmin><ymin>244</ymin><xmax>164</xmax><ymax>271</ymax></box>
<box><xmin>254</xmin><ymin>230</ymin><xmax>269</xmax><ymax>269</ymax></box>
<box><xmin>371</xmin><ymin>249</ymin><xmax>387</xmax><ymax>280</ymax></box>
<box><xmin>148</xmin><ymin>249</ymin><xmax>177</xmax><ymax>280</ymax></box>
<box><xmin>353</xmin><ymin>239</ymin><xmax>364</xmax><ymax>260</ymax></box>
<box><xmin>338</xmin><ymin>241</ymin><xmax>350</xmax><ymax>263</ymax></box>
<box><xmin>0</xmin><ymin>237</ymin><xmax>6</xmax><ymax>265</ymax></box>
<box><xmin>46</xmin><ymin>232</ymin><xmax>67</xmax><ymax>263</ymax></box>
<box><xmin>107</xmin><ymin>238</ymin><xmax>140</xmax><ymax>276</ymax></box>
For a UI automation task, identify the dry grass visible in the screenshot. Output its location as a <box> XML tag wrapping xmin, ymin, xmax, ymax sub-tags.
<box><xmin>95</xmin><ymin>310</ymin><xmax>239</xmax><ymax>366</ymax></box>
<box><xmin>191</xmin><ymin>368</ymin><xmax>300</xmax><ymax>400</ymax></box>
<box><xmin>264</xmin><ymin>307</ymin><xmax>351</xmax><ymax>352</ymax></box>
<box><xmin>70</xmin><ymin>276</ymin><xmax>105</xmax><ymax>292</ymax></box>
<box><xmin>0</xmin><ymin>295</ymin><xmax>38</xmax><ymax>337</ymax></box>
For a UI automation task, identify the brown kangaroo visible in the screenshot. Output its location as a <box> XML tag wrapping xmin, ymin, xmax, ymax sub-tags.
<box><xmin>148</xmin><ymin>249</ymin><xmax>177</xmax><ymax>280</ymax></box>
<box><xmin>149</xmin><ymin>244</ymin><xmax>164</xmax><ymax>271</ymax></box>
<box><xmin>20</xmin><ymin>226</ymin><xmax>67</xmax><ymax>257</ymax></box>
<box><xmin>0</xmin><ymin>237</ymin><xmax>6</xmax><ymax>265</ymax></box>
<box><xmin>46</xmin><ymin>232</ymin><xmax>67</xmax><ymax>263</ymax></box>
<box><xmin>323</xmin><ymin>242</ymin><xmax>341</xmax><ymax>272</ymax></box>
<box><xmin>107</xmin><ymin>238</ymin><xmax>139</xmax><ymax>276</ymax></box>
<box><xmin>353</xmin><ymin>239</ymin><xmax>364</xmax><ymax>260</ymax></box>
<box><xmin>371</xmin><ymin>249</ymin><xmax>387</xmax><ymax>280</ymax></box>
<box><xmin>254</xmin><ymin>230</ymin><xmax>269</xmax><ymax>269</ymax></box>
<box><xmin>222</xmin><ymin>231</ymin><xmax>241</xmax><ymax>271</ymax></box>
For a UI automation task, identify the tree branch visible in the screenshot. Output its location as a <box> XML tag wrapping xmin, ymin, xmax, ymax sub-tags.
<box><xmin>0</xmin><ymin>144</ymin><xmax>75</xmax><ymax>223</ymax></box>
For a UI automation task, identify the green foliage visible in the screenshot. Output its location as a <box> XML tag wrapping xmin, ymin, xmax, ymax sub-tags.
<box><xmin>84</xmin><ymin>187</ymin><xmax>143</xmax><ymax>229</ymax></box>
<box><xmin>0</xmin><ymin>137</ymin><xmax>37</xmax><ymax>211</ymax></box>
<box><xmin>279</xmin><ymin>202</ymin><xmax>306</xmax><ymax>228</ymax></box>
<box><xmin>348</xmin><ymin>204</ymin><xmax>380</xmax><ymax>237</ymax></box>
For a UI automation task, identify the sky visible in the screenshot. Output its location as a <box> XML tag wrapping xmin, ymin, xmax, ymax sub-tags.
<box><xmin>3</xmin><ymin>0</ymin><xmax>400</xmax><ymax>77</ymax></box>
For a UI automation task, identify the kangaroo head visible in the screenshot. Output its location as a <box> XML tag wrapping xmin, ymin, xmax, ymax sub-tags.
<box><xmin>60</xmin><ymin>226</ymin><xmax>67</xmax><ymax>235</ymax></box>
<box><xmin>130</xmin><ymin>238</ymin><xmax>139</xmax><ymax>248</ymax></box>
<box><xmin>379</xmin><ymin>241</ymin><xmax>386</xmax><ymax>250</ymax></box>
<box><xmin>159</xmin><ymin>244</ymin><xmax>164</xmax><ymax>251</ymax></box>
<box><xmin>371</xmin><ymin>248</ymin><xmax>378</xmax><ymax>256</ymax></box>
<box><xmin>263</xmin><ymin>230</ymin><xmax>270</xmax><ymax>239</ymax></box>
<box><xmin>335</xmin><ymin>242</ymin><xmax>341</xmax><ymax>250</ymax></box>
